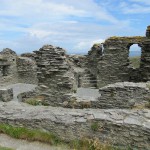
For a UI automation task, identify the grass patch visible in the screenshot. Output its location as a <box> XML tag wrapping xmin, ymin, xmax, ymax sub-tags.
<box><xmin>69</xmin><ymin>138</ymin><xmax>128</xmax><ymax>150</ymax></box>
<box><xmin>0</xmin><ymin>147</ymin><xmax>14</xmax><ymax>150</ymax></box>
<box><xmin>0</xmin><ymin>124</ymin><xmax>61</xmax><ymax>145</ymax></box>
<box><xmin>0</xmin><ymin>124</ymin><xmax>132</xmax><ymax>150</ymax></box>
<box><xmin>129</xmin><ymin>56</ymin><xmax>140</xmax><ymax>68</ymax></box>
<box><xmin>25</xmin><ymin>98</ymin><xmax>49</xmax><ymax>106</ymax></box>
<box><xmin>91</xmin><ymin>122</ymin><xmax>99</xmax><ymax>132</ymax></box>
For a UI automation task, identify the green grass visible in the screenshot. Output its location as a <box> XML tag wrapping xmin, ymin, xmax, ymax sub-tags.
<box><xmin>91</xmin><ymin>122</ymin><xmax>99</xmax><ymax>131</ymax></box>
<box><xmin>129</xmin><ymin>56</ymin><xmax>140</xmax><ymax>68</ymax></box>
<box><xmin>0</xmin><ymin>124</ymin><xmax>61</xmax><ymax>145</ymax></box>
<box><xmin>0</xmin><ymin>124</ymin><xmax>133</xmax><ymax>150</ymax></box>
<box><xmin>0</xmin><ymin>146</ymin><xmax>14</xmax><ymax>150</ymax></box>
<box><xmin>25</xmin><ymin>98</ymin><xmax>49</xmax><ymax>106</ymax></box>
<box><xmin>70</xmin><ymin>138</ymin><xmax>115</xmax><ymax>150</ymax></box>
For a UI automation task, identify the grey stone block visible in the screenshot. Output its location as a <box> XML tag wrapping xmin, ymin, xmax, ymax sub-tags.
<box><xmin>0</xmin><ymin>88</ymin><xmax>13</xmax><ymax>102</ymax></box>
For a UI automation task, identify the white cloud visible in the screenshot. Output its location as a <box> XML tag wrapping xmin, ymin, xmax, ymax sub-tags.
<box><xmin>130</xmin><ymin>0</ymin><xmax>150</xmax><ymax>5</ymax></box>
<box><xmin>129</xmin><ymin>44</ymin><xmax>141</xmax><ymax>51</ymax></box>
<box><xmin>75</xmin><ymin>39</ymin><xmax>104</xmax><ymax>51</ymax></box>
<box><xmin>120</xmin><ymin>0</ymin><xmax>150</xmax><ymax>14</ymax></box>
<box><xmin>123</xmin><ymin>4</ymin><xmax>150</xmax><ymax>14</ymax></box>
<box><xmin>0</xmin><ymin>0</ymin><xmax>140</xmax><ymax>54</ymax></box>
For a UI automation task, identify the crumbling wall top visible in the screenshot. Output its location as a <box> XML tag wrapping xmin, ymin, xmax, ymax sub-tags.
<box><xmin>104</xmin><ymin>36</ymin><xmax>146</xmax><ymax>48</ymax></box>
<box><xmin>0</xmin><ymin>55</ymin><xmax>6</xmax><ymax>61</ymax></box>
<box><xmin>0</xmin><ymin>48</ymin><xmax>17</xmax><ymax>56</ymax></box>
<box><xmin>105</xmin><ymin>36</ymin><xmax>146</xmax><ymax>44</ymax></box>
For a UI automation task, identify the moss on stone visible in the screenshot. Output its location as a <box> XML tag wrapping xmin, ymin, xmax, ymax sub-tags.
<box><xmin>25</xmin><ymin>97</ymin><xmax>49</xmax><ymax>106</ymax></box>
<box><xmin>105</xmin><ymin>36</ymin><xmax>145</xmax><ymax>43</ymax></box>
<box><xmin>93</xmin><ymin>43</ymin><xmax>101</xmax><ymax>46</ymax></box>
<box><xmin>91</xmin><ymin>122</ymin><xmax>99</xmax><ymax>131</ymax></box>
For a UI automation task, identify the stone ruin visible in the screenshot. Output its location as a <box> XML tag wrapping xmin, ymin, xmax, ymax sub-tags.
<box><xmin>0</xmin><ymin>25</ymin><xmax>150</xmax><ymax>149</ymax></box>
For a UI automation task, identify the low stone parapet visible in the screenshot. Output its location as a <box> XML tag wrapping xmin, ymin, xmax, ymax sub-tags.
<box><xmin>0</xmin><ymin>102</ymin><xmax>149</xmax><ymax>150</ymax></box>
<box><xmin>96</xmin><ymin>82</ymin><xmax>150</xmax><ymax>109</ymax></box>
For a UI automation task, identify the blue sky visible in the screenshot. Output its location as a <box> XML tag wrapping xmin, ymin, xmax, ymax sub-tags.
<box><xmin>0</xmin><ymin>0</ymin><xmax>149</xmax><ymax>54</ymax></box>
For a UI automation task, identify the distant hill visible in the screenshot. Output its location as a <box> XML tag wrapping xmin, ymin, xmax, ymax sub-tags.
<box><xmin>69</xmin><ymin>51</ymin><xmax>141</xmax><ymax>57</ymax></box>
<box><xmin>129</xmin><ymin>51</ymin><xmax>141</xmax><ymax>57</ymax></box>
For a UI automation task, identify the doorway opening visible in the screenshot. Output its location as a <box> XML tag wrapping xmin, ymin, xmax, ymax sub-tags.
<box><xmin>129</xmin><ymin>44</ymin><xmax>141</xmax><ymax>68</ymax></box>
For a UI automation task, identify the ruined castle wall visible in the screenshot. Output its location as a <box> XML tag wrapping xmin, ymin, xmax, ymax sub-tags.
<box><xmin>21</xmin><ymin>52</ymin><xmax>36</xmax><ymax>60</ymax></box>
<box><xmin>140</xmin><ymin>40</ymin><xmax>150</xmax><ymax>81</ymax></box>
<box><xmin>87</xmin><ymin>43</ymin><xmax>103</xmax><ymax>76</ymax></box>
<box><xmin>97</xmin><ymin>37</ymin><xmax>146</xmax><ymax>87</ymax></box>
<box><xmin>34</xmin><ymin>45</ymin><xmax>77</xmax><ymax>105</ymax></box>
<box><xmin>0</xmin><ymin>48</ymin><xmax>18</xmax><ymax>85</ymax></box>
<box><xmin>16</xmin><ymin>57</ymin><xmax>38</xmax><ymax>84</ymax></box>
<box><xmin>68</xmin><ymin>55</ymin><xmax>89</xmax><ymax>88</ymax></box>
<box><xmin>68</xmin><ymin>54</ymin><xmax>98</xmax><ymax>88</ymax></box>
<box><xmin>140</xmin><ymin>27</ymin><xmax>150</xmax><ymax>81</ymax></box>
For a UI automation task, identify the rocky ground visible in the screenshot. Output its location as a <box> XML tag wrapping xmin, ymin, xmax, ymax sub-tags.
<box><xmin>3</xmin><ymin>83</ymin><xmax>37</xmax><ymax>101</ymax></box>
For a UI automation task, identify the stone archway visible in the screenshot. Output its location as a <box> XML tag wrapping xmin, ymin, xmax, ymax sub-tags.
<box><xmin>128</xmin><ymin>43</ymin><xmax>142</xmax><ymax>69</ymax></box>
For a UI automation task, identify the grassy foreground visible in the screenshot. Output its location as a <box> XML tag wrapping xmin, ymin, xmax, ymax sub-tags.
<box><xmin>0</xmin><ymin>124</ymin><xmax>128</xmax><ymax>150</ymax></box>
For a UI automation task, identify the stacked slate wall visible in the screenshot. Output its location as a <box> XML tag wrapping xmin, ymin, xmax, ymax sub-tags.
<box><xmin>140</xmin><ymin>26</ymin><xmax>150</xmax><ymax>81</ymax></box>
<box><xmin>95</xmin><ymin>82</ymin><xmax>150</xmax><ymax>109</ymax></box>
<box><xmin>87</xmin><ymin>43</ymin><xmax>103</xmax><ymax>76</ymax></box>
<box><xmin>97</xmin><ymin>37</ymin><xmax>146</xmax><ymax>87</ymax></box>
<box><xmin>34</xmin><ymin>45</ymin><xmax>77</xmax><ymax>106</ymax></box>
<box><xmin>0</xmin><ymin>48</ymin><xmax>18</xmax><ymax>85</ymax></box>
<box><xmin>17</xmin><ymin>57</ymin><xmax>38</xmax><ymax>84</ymax></box>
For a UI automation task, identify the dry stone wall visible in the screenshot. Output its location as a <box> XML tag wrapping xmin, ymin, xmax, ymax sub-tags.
<box><xmin>87</xmin><ymin>43</ymin><xmax>103</xmax><ymax>76</ymax></box>
<box><xmin>93</xmin><ymin>26</ymin><xmax>150</xmax><ymax>88</ymax></box>
<box><xmin>0</xmin><ymin>102</ymin><xmax>149</xmax><ymax>150</ymax></box>
<box><xmin>140</xmin><ymin>39</ymin><xmax>150</xmax><ymax>81</ymax></box>
<box><xmin>95</xmin><ymin>82</ymin><xmax>150</xmax><ymax>109</ymax></box>
<box><xmin>34</xmin><ymin>45</ymin><xmax>77</xmax><ymax>106</ymax></box>
<box><xmin>17</xmin><ymin>57</ymin><xmax>38</xmax><ymax>84</ymax></box>
<box><xmin>97</xmin><ymin>37</ymin><xmax>146</xmax><ymax>87</ymax></box>
<box><xmin>0</xmin><ymin>48</ymin><xmax>18</xmax><ymax>85</ymax></box>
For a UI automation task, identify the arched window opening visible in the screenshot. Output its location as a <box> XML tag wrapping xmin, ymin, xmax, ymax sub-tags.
<box><xmin>129</xmin><ymin>44</ymin><xmax>141</xmax><ymax>68</ymax></box>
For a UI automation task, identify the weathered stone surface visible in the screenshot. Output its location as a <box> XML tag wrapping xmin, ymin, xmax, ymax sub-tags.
<box><xmin>0</xmin><ymin>88</ymin><xmax>13</xmax><ymax>102</ymax></box>
<box><xmin>0</xmin><ymin>48</ymin><xmax>18</xmax><ymax>85</ymax></box>
<box><xmin>17</xmin><ymin>57</ymin><xmax>38</xmax><ymax>84</ymax></box>
<box><xmin>97</xmin><ymin>36</ymin><xmax>147</xmax><ymax>87</ymax></box>
<box><xmin>33</xmin><ymin>45</ymin><xmax>77</xmax><ymax>105</ymax></box>
<box><xmin>87</xmin><ymin>43</ymin><xmax>103</xmax><ymax>76</ymax></box>
<box><xmin>0</xmin><ymin>101</ymin><xmax>149</xmax><ymax>150</ymax></box>
<box><xmin>95</xmin><ymin>82</ymin><xmax>150</xmax><ymax>109</ymax></box>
